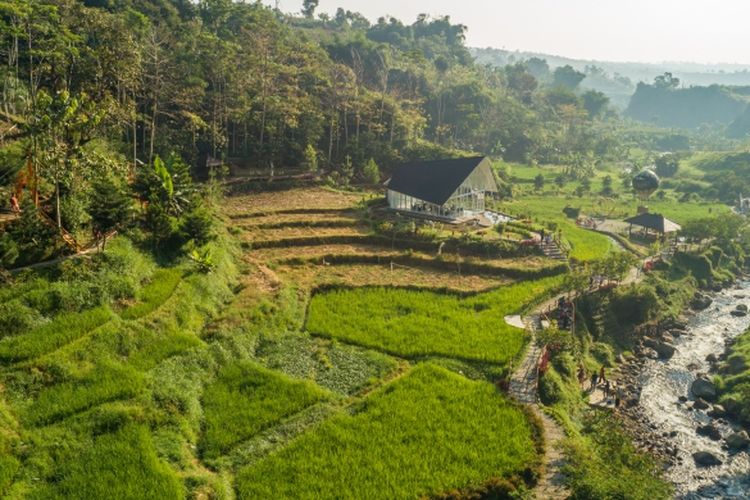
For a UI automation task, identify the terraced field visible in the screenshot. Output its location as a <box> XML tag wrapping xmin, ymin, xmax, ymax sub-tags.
<box><xmin>0</xmin><ymin>185</ymin><xmax>568</xmax><ymax>499</ymax></box>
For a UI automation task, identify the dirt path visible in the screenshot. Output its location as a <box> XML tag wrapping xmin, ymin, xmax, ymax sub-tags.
<box><xmin>508</xmin><ymin>312</ymin><xmax>571</xmax><ymax>499</ymax></box>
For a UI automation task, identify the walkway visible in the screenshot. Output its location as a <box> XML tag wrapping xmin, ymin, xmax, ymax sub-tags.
<box><xmin>508</xmin><ymin>310</ymin><xmax>571</xmax><ymax>499</ymax></box>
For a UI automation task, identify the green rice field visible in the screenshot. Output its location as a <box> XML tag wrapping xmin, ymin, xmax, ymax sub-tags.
<box><xmin>306</xmin><ymin>276</ymin><xmax>564</xmax><ymax>364</ymax></box>
<box><xmin>236</xmin><ymin>363</ymin><xmax>538</xmax><ymax>499</ymax></box>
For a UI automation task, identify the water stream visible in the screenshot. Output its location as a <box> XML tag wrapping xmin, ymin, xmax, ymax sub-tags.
<box><xmin>638</xmin><ymin>282</ymin><xmax>750</xmax><ymax>498</ymax></box>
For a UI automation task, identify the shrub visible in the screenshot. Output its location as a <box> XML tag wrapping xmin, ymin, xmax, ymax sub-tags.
<box><xmin>362</xmin><ymin>158</ymin><xmax>380</xmax><ymax>184</ymax></box>
<box><xmin>179</xmin><ymin>204</ymin><xmax>215</xmax><ymax>246</ymax></box>
<box><xmin>609</xmin><ymin>284</ymin><xmax>659</xmax><ymax>326</ymax></box>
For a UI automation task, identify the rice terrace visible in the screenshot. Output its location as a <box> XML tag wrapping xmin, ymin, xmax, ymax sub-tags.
<box><xmin>2</xmin><ymin>0</ymin><xmax>750</xmax><ymax>499</ymax></box>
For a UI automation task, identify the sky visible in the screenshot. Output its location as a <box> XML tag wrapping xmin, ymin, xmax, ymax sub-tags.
<box><xmin>267</xmin><ymin>0</ymin><xmax>750</xmax><ymax>65</ymax></box>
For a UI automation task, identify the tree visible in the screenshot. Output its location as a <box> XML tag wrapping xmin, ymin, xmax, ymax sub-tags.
<box><xmin>362</xmin><ymin>158</ymin><xmax>380</xmax><ymax>184</ymax></box>
<box><xmin>654</xmin><ymin>72</ymin><xmax>680</xmax><ymax>89</ymax></box>
<box><xmin>582</xmin><ymin>90</ymin><xmax>609</xmax><ymax>118</ymax></box>
<box><xmin>89</xmin><ymin>177</ymin><xmax>133</xmax><ymax>250</ymax></box>
<box><xmin>655</xmin><ymin>154</ymin><xmax>679</xmax><ymax>178</ymax></box>
<box><xmin>302</xmin><ymin>0</ymin><xmax>319</xmax><ymax>19</ymax></box>
<box><xmin>534</xmin><ymin>174</ymin><xmax>545</xmax><ymax>191</ymax></box>
<box><xmin>601</xmin><ymin>175</ymin><xmax>614</xmax><ymax>196</ymax></box>
<box><xmin>303</xmin><ymin>144</ymin><xmax>318</xmax><ymax>172</ymax></box>
<box><xmin>553</xmin><ymin>65</ymin><xmax>585</xmax><ymax>89</ymax></box>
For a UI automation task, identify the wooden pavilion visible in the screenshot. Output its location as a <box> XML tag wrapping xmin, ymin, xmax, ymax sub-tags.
<box><xmin>385</xmin><ymin>157</ymin><xmax>498</xmax><ymax>222</ymax></box>
<box><xmin>624</xmin><ymin>212</ymin><xmax>681</xmax><ymax>238</ymax></box>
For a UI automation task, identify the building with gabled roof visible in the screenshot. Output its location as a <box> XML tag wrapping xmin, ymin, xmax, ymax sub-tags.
<box><xmin>624</xmin><ymin>212</ymin><xmax>681</xmax><ymax>235</ymax></box>
<box><xmin>385</xmin><ymin>156</ymin><xmax>498</xmax><ymax>221</ymax></box>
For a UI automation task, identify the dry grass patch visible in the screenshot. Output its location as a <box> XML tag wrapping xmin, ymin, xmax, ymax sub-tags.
<box><xmin>236</xmin><ymin>213</ymin><xmax>357</xmax><ymax>227</ymax></box>
<box><xmin>240</xmin><ymin>225</ymin><xmax>369</xmax><ymax>242</ymax></box>
<box><xmin>277</xmin><ymin>262</ymin><xmax>512</xmax><ymax>292</ymax></box>
<box><xmin>250</xmin><ymin>243</ymin><xmax>403</xmax><ymax>262</ymax></box>
<box><xmin>225</xmin><ymin>187</ymin><xmax>369</xmax><ymax>216</ymax></box>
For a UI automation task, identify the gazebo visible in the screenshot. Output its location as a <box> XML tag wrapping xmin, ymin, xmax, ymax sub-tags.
<box><xmin>624</xmin><ymin>213</ymin><xmax>681</xmax><ymax>238</ymax></box>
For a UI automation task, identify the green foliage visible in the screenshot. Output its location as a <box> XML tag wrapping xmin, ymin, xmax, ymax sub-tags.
<box><xmin>0</xmin><ymin>232</ymin><xmax>18</xmax><ymax>268</ymax></box>
<box><xmin>362</xmin><ymin>157</ymin><xmax>380</xmax><ymax>184</ymax></box>
<box><xmin>7</xmin><ymin>197</ymin><xmax>59</xmax><ymax>264</ymax></box>
<box><xmin>89</xmin><ymin>175</ymin><xmax>133</xmax><ymax>243</ymax></box>
<box><xmin>179</xmin><ymin>204</ymin><xmax>216</xmax><ymax>246</ymax></box>
<box><xmin>717</xmin><ymin>328</ymin><xmax>750</xmax><ymax>424</ymax></box>
<box><xmin>654</xmin><ymin>153</ymin><xmax>680</xmax><ymax>178</ymax></box>
<box><xmin>303</xmin><ymin>144</ymin><xmax>318</xmax><ymax>172</ymax></box>
<box><xmin>609</xmin><ymin>284</ymin><xmax>659</xmax><ymax>326</ymax></box>
<box><xmin>200</xmin><ymin>362</ymin><xmax>328</xmax><ymax>460</ymax></box>
<box><xmin>120</xmin><ymin>268</ymin><xmax>182</xmax><ymax>320</ymax></box>
<box><xmin>306</xmin><ymin>276</ymin><xmax>563</xmax><ymax>364</ymax></box>
<box><xmin>237</xmin><ymin>364</ymin><xmax>538</xmax><ymax>499</ymax></box>
<box><xmin>563</xmin><ymin>413</ymin><xmax>672</xmax><ymax>500</ymax></box>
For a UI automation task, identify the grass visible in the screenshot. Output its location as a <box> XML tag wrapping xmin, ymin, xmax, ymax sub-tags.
<box><xmin>24</xmin><ymin>363</ymin><xmax>144</xmax><ymax>426</ymax></box>
<box><xmin>200</xmin><ymin>362</ymin><xmax>329</xmax><ymax>460</ymax></box>
<box><xmin>29</xmin><ymin>423</ymin><xmax>184</xmax><ymax>500</ymax></box>
<box><xmin>306</xmin><ymin>276</ymin><xmax>564</xmax><ymax>364</ymax></box>
<box><xmin>716</xmin><ymin>327</ymin><xmax>750</xmax><ymax>424</ymax></box>
<box><xmin>119</xmin><ymin>268</ymin><xmax>183</xmax><ymax>320</ymax></box>
<box><xmin>236</xmin><ymin>364</ymin><xmax>538</xmax><ymax>499</ymax></box>
<box><xmin>562</xmin><ymin>413</ymin><xmax>673</xmax><ymax>500</ymax></box>
<box><xmin>0</xmin><ymin>306</ymin><xmax>113</xmax><ymax>362</ymax></box>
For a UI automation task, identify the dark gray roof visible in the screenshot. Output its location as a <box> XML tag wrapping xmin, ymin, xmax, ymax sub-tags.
<box><xmin>386</xmin><ymin>156</ymin><xmax>491</xmax><ymax>205</ymax></box>
<box><xmin>624</xmin><ymin>212</ymin><xmax>681</xmax><ymax>233</ymax></box>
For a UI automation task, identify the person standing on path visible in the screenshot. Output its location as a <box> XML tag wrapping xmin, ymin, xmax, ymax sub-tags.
<box><xmin>590</xmin><ymin>372</ymin><xmax>598</xmax><ymax>391</ymax></box>
<box><xmin>599</xmin><ymin>366</ymin><xmax>606</xmax><ymax>386</ymax></box>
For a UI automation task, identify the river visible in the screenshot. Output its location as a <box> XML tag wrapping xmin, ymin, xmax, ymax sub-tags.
<box><xmin>637</xmin><ymin>281</ymin><xmax>750</xmax><ymax>498</ymax></box>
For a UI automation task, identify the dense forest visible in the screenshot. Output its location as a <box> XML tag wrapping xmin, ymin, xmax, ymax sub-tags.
<box><xmin>626</xmin><ymin>74</ymin><xmax>750</xmax><ymax>129</ymax></box>
<box><xmin>0</xmin><ymin>0</ymin><xmax>621</xmax><ymax>183</ymax></box>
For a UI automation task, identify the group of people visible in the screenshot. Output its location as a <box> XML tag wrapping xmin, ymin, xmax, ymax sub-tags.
<box><xmin>557</xmin><ymin>296</ymin><xmax>574</xmax><ymax>330</ymax></box>
<box><xmin>577</xmin><ymin>365</ymin><xmax>622</xmax><ymax>408</ymax></box>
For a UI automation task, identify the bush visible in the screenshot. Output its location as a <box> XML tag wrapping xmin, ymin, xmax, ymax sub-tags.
<box><xmin>179</xmin><ymin>204</ymin><xmax>215</xmax><ymax>246</ymax></box>
<box><xmin>609</xmin><ymin>285</ymin><xmax>659</xmax><ymax>326</ymax></box>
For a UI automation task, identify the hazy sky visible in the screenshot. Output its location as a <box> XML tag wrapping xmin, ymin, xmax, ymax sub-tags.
<box><xmin>268</xmin><ymin>0</ymin><xmax>750</xmax><ymax>64</ymax></box>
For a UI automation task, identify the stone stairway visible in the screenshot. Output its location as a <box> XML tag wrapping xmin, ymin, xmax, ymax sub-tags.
<box><xmin>508</xmin><ymin>313</ymin><xmax>571</xmax><ymax>499</ymax></box>
<box><xmin>540</xmin><ymin>240</ymin><xmax>567</xmax><ymax>261</ymax></box>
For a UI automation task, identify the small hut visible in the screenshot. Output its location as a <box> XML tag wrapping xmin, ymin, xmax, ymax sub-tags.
<box><xmin>385</xmin><ymin>156</ymin><xmax>497</xmax><ymax>221</ymax></box>
<box><xmin>624</xmin><ymin>213</ymin><xmax>681</xmax><ymax>238</ymax></box>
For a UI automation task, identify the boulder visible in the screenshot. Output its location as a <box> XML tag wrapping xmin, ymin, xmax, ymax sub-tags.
<box><xmin>731</xmin><ymin>309</ymin><xmax>747</xmax><ymax>317</ymax></box>
<box><xmin>736</xmin><ymin>304</ymin><xmax>748</xmax><ymax>312</ymax></box>
<box><xmin>708</xmin><ymin>405</ymin><xmax>726</xmax><ymax>418</ymax></box>
<box><xmin>691</xmin><ymin>293</ymin><xmax>713</xmax><ymax>311</ymax></box>
<box><xmin>693</xmin><ymin>398</ymin><xmax>710</xmax><ymax>410</ymax></box>
<box><xmin>692</xmin><ymin>451</ymin><xmax>723</xmax><ymax>467</ymax></box>
<box><xmin>697</xmin><ymin>424</ymin><xmax>722</xmax><ymax>441</ymax></box>
<box><xmin>725</xmin><ymin>431</ymin><xmax>750</xmax><ymax>451</ymax></box>
<box><xmin>691</xmin><ymin>378</ymin><xmax>717</xmax><ymax>400</ymax></box>
<box><xmin>706</xmin><ymin>353</ymin><xmax>718</xmax><ymax>363</ymax></box>
<box><xmin>654</xmin><ymin>342</ymin><xmax>677</xmax><ymax>359</ymax></box>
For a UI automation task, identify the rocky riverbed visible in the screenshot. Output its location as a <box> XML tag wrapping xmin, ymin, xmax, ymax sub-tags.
<box><xmin>613</xmin><ymin>282</ymin><xmax>750</xmax><ymax>498</ymax></box>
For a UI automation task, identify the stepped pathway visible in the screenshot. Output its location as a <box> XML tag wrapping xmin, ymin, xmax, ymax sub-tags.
<box><xmin>508</xmin><ymin>305</ymin><xmax>571</xmax><ymax>499</ymax></box>
<box><xmin>540</xmin><ymin>239</ymin><xmax>567</xmax><ymax>261</ymax></box>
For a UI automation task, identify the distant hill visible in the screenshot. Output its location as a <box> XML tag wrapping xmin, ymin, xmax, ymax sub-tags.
<box><xmin>471</xmin><ymin>47</ymin><xmax>750</xmax><ymax>110</ymax></box>
<box><xmin>626</xmin><ymin>82</ymin><xmax>750</xmax><ymax>129</ymax></box>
